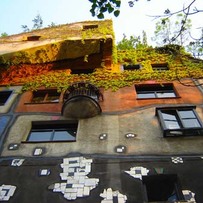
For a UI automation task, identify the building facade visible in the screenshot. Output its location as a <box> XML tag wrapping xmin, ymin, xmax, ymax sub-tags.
<box><xmin>0</xmin><ymin>20</ymin><xmax>203</xmax><ymax>202</ymax></box>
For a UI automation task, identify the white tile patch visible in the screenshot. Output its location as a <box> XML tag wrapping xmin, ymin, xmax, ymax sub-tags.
<box><xmin>52</xmin><ymin>156</ymin><xmax>99</xmax><ymax>201</ymax></box>
<box><xmin>182</xmin><ymin>190</ymin><xmax>196</xmax><ymax>202</ymax></box>
<box><xmin>171</xmin><ymin>157</ymin><xmax>184</xmax><ymax>164</ymax></box>
<box><xmin>33</xmin><ymin>148</ymin><xmax>43</xmax><ymax>156</ymax></box>
<box><xmin>0</xmin><ymin>185</ymin><xmax>16</xmax><ymax>201</ymax></box>
<box><xmin>11</xmin><ymin>159</ymin><xmax>24</xmax><ymax>166</ymax></box>
<box><xmin>39</xmin><ymin>169</ymin><xmax>51</xmax><ymax>176</ymax></box>
<box><xmin>125</xmin><ymin>166</ymin><xmax>149</xmax><ymax>180</ymax></box>
<box><xmin>100</xmin><ymin>188</ymin><xmax>127</xmax><ymax>203</ymax></box>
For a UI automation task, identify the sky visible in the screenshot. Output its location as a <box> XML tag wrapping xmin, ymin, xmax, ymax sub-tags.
<box><xmin>0</xmin><ymin>0</ymin><xmax>202</xmax><ymax>45</ymax></box>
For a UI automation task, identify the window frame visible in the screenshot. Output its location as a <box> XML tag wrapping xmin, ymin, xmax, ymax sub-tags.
<box><xmin>151</xmin><ymin>63</ymin><xmax>169</xmax><ymax>71</ymax></box>
<box><xmin>156</xmin><ymin>106</ymin><xmax>203</xmax><ymax>137</ymax></box>
<box><xmin>123</xmin><ymin>64</ymin><xmax>142</xmax><ymax>71</ymax></box>
<box><xmin>24</xmin><ymin>120</ymin><xmax>78</xmax><ymax>143</ymax></box>
<box><xmin>0</xmin><ymin>90</ymin><xmax>13</xmax><ymax>106</ymax></box>
<box><xmin>135</xmin><ymin>83</ymin><xmax>180</xmax><ymax>100</ymax></box>
<box><xmin>28</xmin><ymin>89</ymin><xmax>61</xmax><ymax>104</ymax></box>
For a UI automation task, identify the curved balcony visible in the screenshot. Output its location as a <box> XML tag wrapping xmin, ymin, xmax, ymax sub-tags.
<box><xmin>62</xmin><ymin>82</ymin><xmax>103</xmax><ymax>119</ymax></box>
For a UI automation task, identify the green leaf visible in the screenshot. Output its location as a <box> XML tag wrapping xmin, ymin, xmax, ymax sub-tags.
<box><xmin>114</xmin><ymin>10</ymin><xmax>120</xmax><ymax>17</ymax></box>
<box><xmin>100</xmin><ymin>6</ymin><xmax>108</xmax><ymax>12</ymax></box>
<box><xmin>97</xmin><ymin>13</ymin><xmax>104</xmax><ymax>19</ymax></box>
<box><xmin>115</xmin><ymin>1</ymin><xmax>121</xmax><ymax>7</ymax></box>
<box><xmin>108</xmin><ymin>6</ymin><xmax>114</xmax><ymax>13</ymax></box>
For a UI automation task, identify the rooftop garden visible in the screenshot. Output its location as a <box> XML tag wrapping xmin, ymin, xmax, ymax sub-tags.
<box><xmin>0</xmin><ymin>20</ymin><xmax>203</xmax><ymax>92</ymax></box>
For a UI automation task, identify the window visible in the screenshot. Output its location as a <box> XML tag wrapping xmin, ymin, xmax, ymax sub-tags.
<box><xmin>31</xmin><ymin>89</ymin><xmax>60</xmax><ymax>103</ymax></box>
<box><xmin>83</xmin><ymin>24</ymin><xmax>98</xmax><ymax>30</ymax></box>
<box><xmin>26</xmin><ymin>120</ymin><xmax>78</xmax><ymax>142</ymax></box>
<box><xmin>156</xmin><ymin>106</ymin><xmax>203</xmax><ymax>137</ymax></box>
<box><xmin>142</xmin><ymin>174</ymin><xmax>185</xmax><ymax>202</ymax></box>
<box><xmin>152</xmin><ymin>63</ymin><xmax>169</xmax><ymax>71</ymax></box>
<box><xmin>123</xmin><ymin>64</ymin><xmax>142</xmax><ymax>71</ymax></box>
<box><xmin>71</xmin><ymin>69</ymin><xmax>94</xmax><ymax>74</ymax></box>
<box><xmin>135</xmin><ymin>84</ymin><xmax>178</xmax><ymax>99</ymax></box>
<box><xmin>0</xmin><ymin>116</ymin><xmax>11</xmax><ymax>137</ymax></box>
<box><xmin>0</xmin><ymin>91</ymin><xmax>12</xmax><ymax>105</ymax></box>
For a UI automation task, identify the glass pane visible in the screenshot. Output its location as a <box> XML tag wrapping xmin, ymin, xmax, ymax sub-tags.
<box><xmin>165</xmin><ymin>120</ymin><xmax>180</xmax><ymax>129</ymax></box>
<box><xmin>28</xmin><ymin>131</ymin><xmax>52</xmax><ymax>141</ymax></box>
<box><xmin>157</xmin><ymin>92</ymin><xmax>176</xmax><ymax>98</ymax></box>
<box><xmin>178</xmin><ymin>110</ymin><xmax>196</xmax><ymax>119</ymax></box>
<box><xmin>182</xmin><ymin>119</ymin><xmax>201</xmax><ymax>128</ymax></box>
<box><xmin>46</xmin><ymin>95</ymin><xmax>59</xmax><ymax>102</ymax></box>
<box><xmin>0</xmin><ymin>91</ymin><xmax>12</xmax><ymax>105</ymax></box>
<box><xmin>46</xmin><ymin>92</ymin><xmax>60</xmax><ymax>102</ymax></box>
<box><xmin>162</xmin><ymin>112</ymin><xmax>177</xmax><ymax>121</ymax></box>
<box><xmin>0</xmin><ymin>116</ymin><xmax>10</xmax><ymax>136</ymax></box>
<box><xmin>53</xmin><ymin>130</ymin><xmax>76</xmax><ymax>141</ymax></box>
<box><xmin>137</xmin><ymin>93</ymin><xmax>156</xmax><ymax>99</ymax></box>
<box><xmin>32</xmin><ymin>96</ymin><xmax>45</xmax><ymax>103</ymax></box>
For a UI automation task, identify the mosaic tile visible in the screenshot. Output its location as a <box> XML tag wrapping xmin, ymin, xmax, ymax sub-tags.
<box><xmin>39</xmin><ymin>169</ymin><xmax>51</xmax><ymax>176</ymax></box>
<box><xmin>100</xmin><ymin>188</ymin><xmax>127</xmax><ymax>203</ymax></box>
<box><xmin>182</xmin><ymin>190</ymin><xmax>196</xmax><ymax>202</ymax></box>
<box><xmin>0</xmin><ymin>185</ymin><xmax>16</xmax><ymax>201</ymax></box>
<box><xmin>11</xmin><ymin>159</ymin><xmax>24</xmax><ymax>167</ymax></box>
<box><xmin>125</xmin><ymin>166</ymin><xmax>149</xmax><ymax>180</ymax></box>
<box><xmin>171</xmin><ymin>157</ymin><xmax>183</xmax><ymax>164</ymax></box>
<box><xmin>51</xmin><ymin>156</ymin><xmax>99</xmax><ymax>201</ymax></box>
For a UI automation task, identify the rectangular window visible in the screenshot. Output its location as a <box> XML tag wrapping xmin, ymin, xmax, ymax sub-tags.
<box><xmin>83</xmin><ymin>24</ymin><xmax>98</xmax><ymax>30</ymax></box>
<box><xmin>31</xmin><ymin>89</ymin><xmax>60</xmax><ymax>104</ymax></box>
<box><xmin>26</xmin><ymin>120</ymin><xmax>78</xmax><ymax>142</ymax></box>
<box><xmin>156</xmin><ymin>106</ymin><xmax>203</xmax><ymax>137</ymax></box>
<box><xmin>71</xmin><ymin>69</ymin><xmax>94</xmax><ymax>74</ymax></box>
<box><xmin>135</xmin><ymin>84</ymin><xmax>178</xmax><ymax>99</ymax></box>
<box><xmin>123</xmin><ymin>64</ymin><xmax>142</xmax><ymax>71</ymax></box>
<box><xmin>0</xmin><ymin>91</ymin><xmax>12</xmax><ymax>105</ymax></box>
<box><xmin>152</xmin><ymin>63</ymin><xmax>169</xmax><ymax>71</ymax></box>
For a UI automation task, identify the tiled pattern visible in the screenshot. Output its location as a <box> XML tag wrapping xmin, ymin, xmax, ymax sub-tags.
<box><xmin>125</xmin><ymin>166</ymin><xmax>149</xmax><ymax>180</ymax></box>
<box><xmin>39</xmin><ymin>169</ymin><xmax>51</xmax><ymax>176</ymax></box>
<box><xmin>53</xmin><ymin>157</ymin><xmax>99</xmax><ymax>200</ymax></box>
<box><xmin>11</xmin><ymin>159</ymin><xmax>24</xmax><ymax>166</ymax></box>
<box><xmin>125</xmin><ymin>133</ymin><xmax>136</xmax><ymax>138</ymax></box>
<box><xmin>8</xmin><ymin>143</ymin><xmax>19</xmax><ymax>150</ymax></box>
<box><xmin>99</xmin><ymin>133</ymin><xmax>108</xmax><ymax>140</ymax></box>
<box><xmin>182</xmin><ymin>190</ymin><xmax>196</xmax><ymax>202</ymax></box>
<box><xmin>100</xmin><ymin>188</ymin><xmax>127</xmax><ymax>203</ymax></box>
<box><xmin>115</xmin><ymin>145</ymin><xmax>126</xmax><ymax>153</ymax></box>
<box><xmin>33</xmin><ymin>148</ymin><xmax>44</xmax><ymax>156</ymax></box>
<box><xmin>171</xmin><ymin>157</ymin><xmax>184</xmax><ymax>164</ymax></box>
<box><xmin>0</xmin><ymin>185</ymin><xmax>16</xmax><ymax>201</ymax></box>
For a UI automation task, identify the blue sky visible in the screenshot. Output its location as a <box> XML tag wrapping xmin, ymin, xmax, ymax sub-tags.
<box><xmin>0</xmin><ymin>0</ymin><xmax>202</xmax><ymax>44</ymax></box>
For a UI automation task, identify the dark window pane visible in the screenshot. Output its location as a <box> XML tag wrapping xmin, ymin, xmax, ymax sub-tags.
<box><xmin>28</xmin><ymin>131</ymin><xmax>52</xmax><ymax>141</ymax></box>
<box><xmin>32</xmin><ymin>89</ymin><xmax>60</xmax><ymax>103</ymax></box>
<box><xmin>32</xmin><ymin>96</ymin><xmax>45</xmax><ymax>103</ymax></box>
<box><xmin>0</xmin><ymin>91</ymin><xmax>12</xmax><ymax>105</ymax></box>
<box><xmin>53</xmin><ymin>130</ymin><xmax>76</xmax><ymax>141</ymax></box>
<box><xmin>46</xmin><ymin>95</ymin><xmax>59</xmax><ymax>102</ymax></box>
<box><xmin>152</xmin><ymin>63</ymin><xmax>169</xmax><ymax>70</ymax></box>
